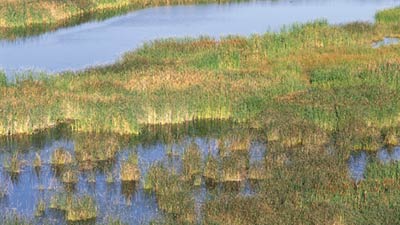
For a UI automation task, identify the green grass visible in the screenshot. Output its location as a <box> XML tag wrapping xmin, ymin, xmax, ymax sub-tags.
<box><xmin>0</xmin><ymin>5</ymin><xmax>400</xmax><ymax>149</ymax></box>
<box><xmin>50</xmin><ymin>193</ymin><xmax>97</xmax><ymax>222</ymax></box>
<box><xmin>2</xmin><ymin>10</ymin><xmax>400</xmax><ymax>151</ymax></box>
<box><xmin>376</xmin><ymin>7</ymin><xmax>400</xmax><ymax>24</ymax></box>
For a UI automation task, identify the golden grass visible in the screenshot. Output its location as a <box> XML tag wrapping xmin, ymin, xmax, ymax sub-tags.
<box><xmin>0</xmin><ymin>9</ymin><xmax>399</xmax><ymax>153</ymax></box>
<box><xmin>51</xmin><ymin>148</ymin><xmax>73</xmax><ymax>166</ymax></box>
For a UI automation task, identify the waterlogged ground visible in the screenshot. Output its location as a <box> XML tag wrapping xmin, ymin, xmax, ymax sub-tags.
<box><xmin>349</xmin><ymin>146</ymin><xmax>400</xmax><ymax>182</ymax></box>
<box><xmin>0</xmin><ymin>121</ymin><xmax>265</xmax><ymax>224</ymax></box>
<box><xmin>372</xmin><ymin>37</ymin><xmax>400</xmax><ymax>48</ymax></box>
<box><xmin>1</xmin><ymin>0</ymin><xmax>399</xmax><ymax>77</ymax></box>
<box><xmin>0</xmin><ymin>120</ymin><xmax>399</xmax><ymax>224</ymax></box>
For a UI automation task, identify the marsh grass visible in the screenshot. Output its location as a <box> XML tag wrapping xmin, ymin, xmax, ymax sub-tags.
<box><xmin>120</xmin><ymin>152</ymin><xmax>140</xmax><ymax>182</ymax></box>
<box><xmin>74</xmin><ymin>133</ymin><xmax>120</xmax><ymax>163</ymax></box>
<box><xmin>221</xmin><ymin>151</ymin><xmax>248</xmax><ymax>182</ymax></box>
<box><xmin>50</xmin><ymin>193</ymin><xmax>97</xmax><ymax>222</ymax></box>
<box><xmin>0</xmin><ymin>0</ymin><xmax>233</xmax><ymax>39</ymax></box>
<box><xmin>106</xmin><ymin>170</ymin><xmax>114</xmax><ymax>183</ymax></box>
<box><xmin>376</xmin><ymin>7</ymin><xmax>400</xmax><ymax>24</ymax></box>
<box><xmin>34</xmin><ymin>199</ymin><xmax>46</xmax><ymax>217</ymax></box>
<box><xmin>62</xmin><ymin>168</ymin><xmax>79</xmax><ymax>184</ymax></box>
<box><xmin>203</xmin><ymin>155</ymin><xmax>220</xmax><ymax>181</ymax></box>
<box><xmin>33</xmin><ymin>152</ymin><xmax>41</xmax><ymax>168</ymax></box>
<box><xmin>1</xmin><ymin>5</ymin><xmax>400</xmax><ymax>225</ymax></box>
<box><xmin>0</xmin><ymin>213</ymin><xmax>32</xmax><ymax>225</ymax></box>
<box><xmin>0</xmin><ymin>71</ymin><xmax>6</xmax><ymax>87</ymax></box>
<box><xmin>0</xmin><ymin>179</ymin><xmax>12</xmax><ymax>199</ymax></box>
<box><xmin>227</xmin><ymin>135</ymin><xmax>251</xmax><ymax>151</ymax></box>
<box><xmin>248</xmin><ymin>161</ymin><xmax>268</xmax><ymax>180</ymax></box>
<box><xmin>66</xmin><ymin>195</ymin><xmax>97</xmax><ymax>222</ymax></box>
<box><xmin>3</xmin><ymin>152</ymin><xmax>22</xmax><ymax>175</ymax></box>
<box><xmin>382</xmin><ymin>128</ymin><xmax>400</xmax><ymax>146</ymax></box>
<box><xmin>51</xmin><ymin>148</ymin><xmax>73</xmax><ymax>166</ymax></box>
<box><xmin>3</xmin><ymin>126</ymin><xmax>400</xmax><ymax>224</ymax></box>
<box><xmin>2</xmin><ymin>11</ymin><xmax>400</xmax><ymax>150</ymax></box>
<box><xmin>182</xmin><ymin>143</ymin><xmax>203</xmax><ymax>181</ymax></box>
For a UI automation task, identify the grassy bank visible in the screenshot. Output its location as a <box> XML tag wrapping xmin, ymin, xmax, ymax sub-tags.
<box><xmin>0</xmin><ymin>0</ymin><xmax>233</xmax><ymax>39</ymax></box>
<box><xmin>1</xmin><ymin>7</ymin><xmax>400</xmax><ymax>150</ymax></box>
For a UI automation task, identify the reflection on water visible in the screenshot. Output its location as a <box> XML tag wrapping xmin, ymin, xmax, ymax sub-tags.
<box><xmin>348</xmin><ymin>146</ymin><xmax>400</xmax><ymax>183</ymax></box>
<box><xmin>348</xmin><ymin>151</ymin><xmax>368</xmax><ymax>183</ymax></box>
<box><xmin>0</xmin><ymin>120</ymin><xmax>267</xmax><ymax>224</ymax></box>
<box><xmin>1</xmin><ymin>120</ymin><xmax>399</xmax><ymax>223</ymax></box>
<box><xmin>1</xmin><ymin>0</ymin><xmax>399</xmax><ymax>78</ymax></box>
<box><xmin>372</xmin><ymin>37</ymin><xmax>400</xmax><ymax>48</ymax></box>
<box><xmin>377</xmin><ymin>148</ymin><xmax>391</xmax><ymax>164</ymax></box>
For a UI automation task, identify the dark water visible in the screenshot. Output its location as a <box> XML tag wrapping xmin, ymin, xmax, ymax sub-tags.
<box><xmin>1</xmin><ymin>0</ymin><xmax>399</xmax><ymax>79</ymax></box>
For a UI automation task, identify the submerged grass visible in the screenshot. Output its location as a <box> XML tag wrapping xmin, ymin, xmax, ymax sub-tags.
<box><xmin>1</xmin><ymin>7</ymin><xmax>400</xmax><ymax>151</ymax></box>
<box><xmin>50</xmin><ymin>193</ymin><xmax>97</xmax><ymax>222</ymax></box>
<box><xmin>2</xmin><ymin>124</ymin><xmax>400</xmax><ymax>224</ymax></box>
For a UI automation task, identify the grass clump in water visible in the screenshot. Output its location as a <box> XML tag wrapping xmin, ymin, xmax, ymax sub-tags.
<box><xmin>62</xmin><ymin>169</ymin><xmax>79</xmax><ymax>184</ymax></box>
<box><xmin>120</xmin><ymin>152</ymin><xmax>140</xmax><ymax>182</ymax></box>
<box><xmin>51</xmin><ymin>148</ymin><xmax>73</xmax><ymax>166</ymax></box>
<box><xmin>221</xmin><ymin>151</ymin><xmax>248</xmax><ymax>182</ymax></box>
<box><xmin>34</xmin><ymin>199</ymin><xmax>46</xmax><ymax>217</ymax></box>
<box><xmin>182</xmin><ymin>143</ymin><xmax>203</xmax><ymax>181</ymax></box>
<box><xmin>203</xmin><ymin>155</ymin><xmax>220</xmax><ymax>182</ymax></box>
<box><xmin>248</xmin><ymin>161</ymin><xmax>268</xmax><ymax>180</ymax></box>
<box><xmin>3</xmin><ymin>152</ymin><xmax>22</xmax><ymax>175</ymax></box>
<box><xmin>50</xmin><ymin>193</ymin><xmax>97</xmax><ymax>222</ymax></box>
<box><xmin>227</xmin><ymin>135</ymin><xmax>251</xmax><ymax>151</ymax></box>
<box><xmin>74</xmin><ymin>133</ymin><xmax>120</xmax><ymax>163</ymax></box>
<box><xmin>33</xmin><ymin>153</ymin><xmax>41</xmax><ymax>168</ymax></box>
<box><xmin>66</xmin><ymin>195</ymin><xmax>97</xmax><ymax>222</ymax></box>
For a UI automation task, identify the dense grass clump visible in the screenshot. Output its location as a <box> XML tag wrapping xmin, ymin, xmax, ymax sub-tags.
<box><xmin>50</xmin><ymin>193</ymin><xmax>97</xmax><ymax>222</ymax></box>
<box><xmin>74</xmin><ymin>133</ymin><xmax>120</xmax><ymax>163</ymax></box>
<box><xmin>376</xmin><ymin>7</ymin><xmax>400</xmax><ymax>24</ymax></box>
<box><xmin>182</xmin><ymin>143</ymin><xmax>203</xmax><ymax>181</ymax></box>
<box><xmin>120</xmin><ymin>152</ymin><xmax>140</xmax><ymax>182</ymax></box>
<box><xmin>51</xmin><ymin>148</ymin><xmax>73</xmax><ymax>166</ymax></box>
<box><xmin>0</xmin><ymin>71</ymin><xmax>6</xmax><ymax>87</ymax></box>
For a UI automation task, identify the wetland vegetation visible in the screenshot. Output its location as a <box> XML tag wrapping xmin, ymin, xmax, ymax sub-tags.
<box><xmin>1</xmin><ymin>6</ymin><xmax>400</xmax><ymax>150</ymax></box>
<box><xmin>0</xmin><ymin>0</ymin><xmax>234</xmax><ymax>39</ymax></box>
<box><xmin>1</xmin><ymin>1</ymin><xmax>400</xmax><ymax>225</ymax></box>
<box><xmin>0</xmin><ymin>121</ymin><xmax>400</xmax><ymax>224</ymax></box>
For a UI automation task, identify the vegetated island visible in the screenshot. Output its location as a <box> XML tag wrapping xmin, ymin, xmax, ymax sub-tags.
<box><xmin>0</xmin><ymin>6</ymin><xmax>400</xmax><ymax>152</ymax></box>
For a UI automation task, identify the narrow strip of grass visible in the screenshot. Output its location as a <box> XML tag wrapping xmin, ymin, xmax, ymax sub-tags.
<box><xmin>0</xmin><ymin>0</ymin><xmax>238</xmax><ymax>39</ymax></box>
